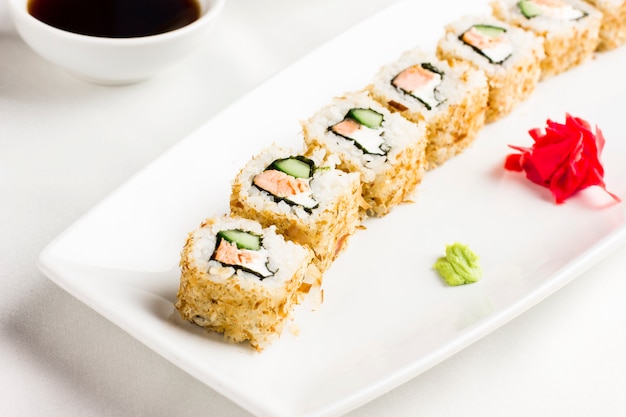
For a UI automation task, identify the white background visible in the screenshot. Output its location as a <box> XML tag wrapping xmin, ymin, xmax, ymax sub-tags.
<box><xmin>1</xmin><ymin>0</ymin><xmax>626</xmax><ymax>416</ymax></box>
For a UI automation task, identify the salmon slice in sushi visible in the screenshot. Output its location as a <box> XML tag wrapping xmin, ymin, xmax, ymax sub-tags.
<box><xmin>175</xmin><ymin>215</ymin><xmax>316</xmax><ymax>351</ymax></box>
<box><xmin>301</xmin><ymin>90</ymin><xmax>428</xmax><ymax>217</ymax></box>
<box><xmin>368</xmin><ymin>49</ymin><xmax>488</xmax><ymax>169</ymax></box>
<box><xmin>491</xmin><ymin>0</ymin><xmax>602</xmax><ymax>78</ymax></box>
<box><xmin>436</xmin><ymin>15</ymin><xmax>545</xmax><ymax>122</ymax></box>
<box><xmin>230</xmin><ymin>144</ymin><xmax>362</xmax><ymax>274</ymax></box>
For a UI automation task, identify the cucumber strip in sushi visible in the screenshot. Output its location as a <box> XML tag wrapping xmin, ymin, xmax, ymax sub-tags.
<box><xmin>231</xmin><ymin>144</ymin><xmax>362</xmax><ymax>273</ymax></box>
<box><xmin>437</xmin><ymin>15</ymin><xmax>544</xmax><ymax>122</ymax></box>
<box><xmin>175</xmin><ymin>215</ymin><xmax>316</xmax><ymax>351</ymax></box>
<box><xmin>491</xmin><ymin>0</ymin><xmax>602</xmax><ymax>79</ymax></box>
<box><xmin>269</xmin><ymin>156</ymin><xmax>313</xmax><ymax>178</ymax></box>
<box><xmin>517</xmin><ymin>0</ymin><xmax>587</xmax><ymax>20</ymax></box>
<box><xmin>348</xmin><ymin>108</ymin><xmax>384</xmax><ymax>128</ymax></box>
<box><xmin>302</xmin><ymin>90</ymin><xmax>428</xmax><ymax>217</ymax></box>
<box><xmin>368</xmin><ymin>48</ymin><xmax>488</xmax><ymax>169</ymax></box>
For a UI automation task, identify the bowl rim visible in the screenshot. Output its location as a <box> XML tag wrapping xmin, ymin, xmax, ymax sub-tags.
<box><xmin>8</xmin><ymin>0</ymin><xmax>225</xmax><ymax>45</ymax></box>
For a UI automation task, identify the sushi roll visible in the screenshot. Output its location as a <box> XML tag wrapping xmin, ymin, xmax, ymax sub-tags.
<box><xmin>583</xmin><ymin>0</ymin><xmax>626</xmax><ymax>51</ymax></box>
<box><xmin>436</xmin><ymin>15</ymin><xmax>545</xmax><ymax>122</ymax></box>
<box><xmin>175</xmin><ymin>215</ymin><xmax>316</xmax><ymax>351</ymax></box>
<box><xmin>301</xmin><ymin>90</ymin><xmax>428</xmax><ymax>217</ymax></box>
<box><xmin>230</xmin><ymin>144</ymin><xmax>362</xmax><ymax>273</ymax></box>
<box><xmin>491</xmin><ymin>0</ymin><xmax>603</xmax><ymax>78</ymax></box>
<box><xmin>367</xmin><ymin>49</ymin><xmax>489</xmax><ymax>169</ymax></box>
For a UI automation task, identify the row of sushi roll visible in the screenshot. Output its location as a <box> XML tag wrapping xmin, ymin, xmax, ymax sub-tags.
<box><xmin>175</xmin><ymin>0</ymin><xmax>626</xmax><ymax>351</ymax></box>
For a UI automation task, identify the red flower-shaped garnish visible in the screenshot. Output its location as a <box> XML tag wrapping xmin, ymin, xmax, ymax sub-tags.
<box><xmin>504</xmin><ymin>114</ymin><xmax>620</xmax><ymax>204</ymax></box>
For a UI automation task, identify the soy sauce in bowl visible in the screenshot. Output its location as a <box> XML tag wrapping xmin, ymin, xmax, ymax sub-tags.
<box><xmin>27</xmin><ymin>0</ymin><xmax>202</xmax><ymax>38</ymax></box>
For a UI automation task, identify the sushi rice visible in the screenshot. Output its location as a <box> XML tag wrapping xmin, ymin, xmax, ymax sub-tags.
<box><xmin>580</xmin><ymin>0</ymin><xmax>626</xmax><ymax>51</ymax></box>
<box><xmin>367</xmin><ymin>48</ymin><xmax>489</xmax><ymax>169</ymax></box>
<box><xmin>437</xmin><ymin>14</ymin><xmax>545</xmax><ymax>122</ymax></box>
<box><xmin>175</xmin><ymin>215</ymin><xmax>316</xmax><ymax>351</ymax></box>
<box><xmin>231</xmin><ymin>144</ymin><xmax>362</xmax><ymax>273</ymax></box>
<box><xmin>302</xmin><ymin>90</ymin><xmax>428</xmax><ymax>216</ymax></box>
<box><xmin>491</xmin><ymin>0</ymin><xmax>602</xmax><ymax>78</ymax></box>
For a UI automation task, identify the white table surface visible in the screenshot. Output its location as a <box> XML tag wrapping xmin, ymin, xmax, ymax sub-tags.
<box><xmin>2</xmin><ymin>0</ymin><xmax>626</xmax><ymax>416</ymax></box>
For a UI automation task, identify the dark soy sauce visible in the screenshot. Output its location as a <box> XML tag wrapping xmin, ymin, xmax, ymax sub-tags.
<box><xmin>27</xmin><ymin>0</ymin><xmax>202</xmax><ymax>38</ymax></box>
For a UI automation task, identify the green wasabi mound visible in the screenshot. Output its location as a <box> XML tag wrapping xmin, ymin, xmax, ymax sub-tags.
<box><xmin>433</xmin><ymin>242</ymin><xmax>482</xmax><ymax>286</ymax></box>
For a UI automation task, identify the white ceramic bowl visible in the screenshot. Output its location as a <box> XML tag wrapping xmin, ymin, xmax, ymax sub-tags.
<box><xmin>8</xmin><ymin>0</ymin><xmax>225</xmax><ymax>84</ymax></box>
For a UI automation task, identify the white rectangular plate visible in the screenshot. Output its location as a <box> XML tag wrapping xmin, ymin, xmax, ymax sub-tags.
<box><xmin>38</xmin><ymin>1</ymin><xmax>626</xmax><ymax>416</ymax></box>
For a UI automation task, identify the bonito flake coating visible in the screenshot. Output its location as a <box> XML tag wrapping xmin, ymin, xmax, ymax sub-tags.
<box><xmin>367</xmin><ymin>48</ymin><xmax>488</xmax><ymax>169</ymax></box>
<box><xmin>301</xmin><ymin>90</ymin><xmax>428</xmax><ymax>217</ymax></box>
<box><xmin>491</xmin><ymin>0</ymin><xmax>602</xmax><ymax>78</ymax></box>
<box><xmin>436</xmin><ymin>15</ymin><xmax>545</xmax><ymax>122</ymax></box>
<box><xmin>583</xmin><ymin>0</ymin><xmax>626</xmax><ymax>51</ymax></box>
<box><xmin>230</xmin><ymin>144</ymin><xmax>362</xmax><ymax>273</ymax></box>
<box><xmin>175</xmin><ymin>215</ymin><xmax>316</xmax><ymax>351</ymax></box>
